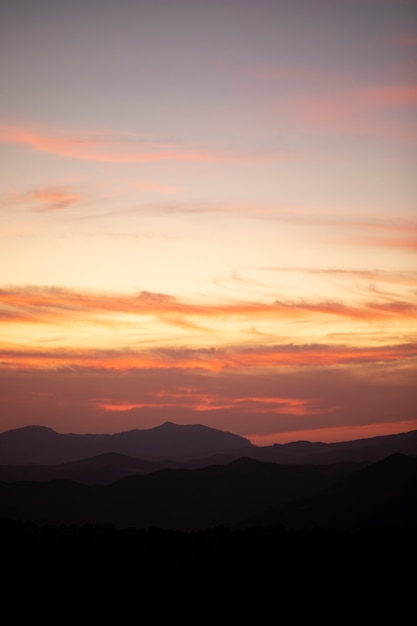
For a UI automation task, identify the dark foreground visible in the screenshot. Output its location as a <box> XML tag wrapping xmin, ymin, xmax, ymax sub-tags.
<box><xmin>2</xmin><ymin>516</ymin><xmax>416</xmax><ymax>615</ymax></box>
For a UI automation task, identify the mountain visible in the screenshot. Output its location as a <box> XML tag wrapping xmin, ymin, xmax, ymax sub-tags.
<box><xmin>245</xmin><ymin>429</ymin><xmax>417</xmax><ymax>464</ymax></box>
<box><xmin>0</xmin><ymin>453</ymin><xmax>179</xmax><ymax>485</ymax></box>
<box><xmin>0</xmin><ymin>457</ymin><xmax>351</xmax><ymax>530</ymax></box>
<box><xmin>0</xmin><ymin>423</ymin><xmax>416</xmax><ymax>469</ymax></box>
<box><xmin>241</xmin><ymin>453</ymin><xmax>417</xmax><ymax>530</ymax></box>
<box><xmin>0</xmin><ymin>453</ymin><xmax>364</xmax><ymax>485</ymax></box>
<box><xmin>0</xmin><ymin>454</ymin><xmax>415</xmax><ymax>531</ymax></box>
<box><xmin>0</xmin><ymin>422</ymin><xmax>253</xmax><ymax>465</ymax></box>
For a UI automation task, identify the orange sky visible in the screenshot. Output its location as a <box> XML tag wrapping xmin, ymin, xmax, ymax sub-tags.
<box><xmin>1</xmin><ymin>0</ymin><xmax>416</xmax><ymax>444</ymax></box>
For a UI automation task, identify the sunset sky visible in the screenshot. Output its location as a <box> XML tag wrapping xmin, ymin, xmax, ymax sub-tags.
<box><xmin>1</xmin><ymin>0</ymin><xmax>416</xmax><ymax>445</ymax></box>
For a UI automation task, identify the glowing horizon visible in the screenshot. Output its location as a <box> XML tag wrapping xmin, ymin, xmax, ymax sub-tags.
<box><xmin>1</xmin><ymin>0</ymin><xmax>416</xmax><ymax>444</ymax></box>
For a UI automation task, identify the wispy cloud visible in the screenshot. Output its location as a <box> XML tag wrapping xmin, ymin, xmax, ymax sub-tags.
<box><xmin>1</xmin><ymin>285</ymin><xmax>417</xmax><ymax>330</ymax></box>
<box><xmin>257</xmin><ymin>210</ymin><xmax>417</xmax><ymax>249</ymax></box>
<box><xmin>390</xmin><ymin>35</ymin><xmax>417</xmax><ymax>47</ymax></box>
<box><xmin>1</xmin><ymin>344</ymin><xmax>416</xmax><ymax>440</ymax></box>
<box><xmin>30</xmin><ymin>188</ymin><xmax>84</xmax><ymax>211</ymax></box>
<box><xmin>254</xmin><ymin>267</ymin><xmax>417</xmax><ymax>287</ymax></box>
<box><xmin>1</xmin><ymin>342</ymin><xmax>416</xmax><ymax>371</ymax></box>
<box><xmin>2</xmin><ymin>186</ymin><xmax>85</xmax><ymax>212</ymax></box>
<box><xmin>97</xmin><ymin>393</ymin><xmax>329</xmax><ymax>416</ymax></box>
<box><xmin>0</xmin><ymin>124</ymin><xmax>251</xmax><ymax>164</ymax></box>
<box><xmin>129</xmin><ymin>180</ymin><xmax>180</xmax><ymax>195</ymax></box>
<box><xmin>291</xmin><ymin>82</ymin><xmax>417</xmax><ymax>138</ymax></box>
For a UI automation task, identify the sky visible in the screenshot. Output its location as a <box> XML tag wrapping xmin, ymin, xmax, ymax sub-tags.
<box><xmin>1</xmin><ymin>0</ymin><xmax>416</xmax><ymax>445</ymax></box>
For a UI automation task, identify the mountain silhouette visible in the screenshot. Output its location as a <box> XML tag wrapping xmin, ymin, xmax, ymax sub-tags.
<box><xmin>0</xmin><ymin>454</ymin><xmax>415</xmax><ymax>531</ymax></box>
<box><xmin>241</xmin><ymin>453</ymin><xmax>417</xmax><ymax>530</ymax></box>
<box><xmin>0</xmin><ymin>422</ymin><xmax>416</xmax><ymax>468</ymax></box>
<box><xmin>244</xmin><ymin>429</ymin><xmax>417</xmax><ymax>464</ymax></box>
<box><xmin>0</xmin><ymin>453</ymin><xmax>178</xmax><ymax>484</ymax></box>
<box><xmin>0</xmin><ymin>457</ymin><xmax>349</xmax><ymax>530</ymax></box>
<box><xmin>0</xmin><ymin>422</ymin><xmax>253</xmax><ymax>465</ymax></box>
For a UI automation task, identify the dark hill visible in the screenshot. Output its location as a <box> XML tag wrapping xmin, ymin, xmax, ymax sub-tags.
<box><xmin>1</xmin><ymin>423</ymin><xmax>416</xmax><ymax>469</ymax></box>
<box><xmin>0</xmin><ymin>453</ymin><xmax>176</xmax><ymax>485</ymax></box>
<box><xmin>2</xmin><ymin>454</ymin><xmax>414</xmax><ymax>531</ymax></box>
<box><xmin>247</xmin><ymin>429</ymin><xmax>417</xmax><ymax>464</ymax></box>
<box><xmin>0</xmin><ymin>422</ymin><xmax>253</xmax><ymax>465</ymax></box>
<box><xmin>243</xmin><ymin>453</ymin><xmax>417</xmax><ymax>530</ymax></box>
<box><xmin>0</xmin><ymin>457</ymin><xmax>353</xmax><ymax>530</ymax></box>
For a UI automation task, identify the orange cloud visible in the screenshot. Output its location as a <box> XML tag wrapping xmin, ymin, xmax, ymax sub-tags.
<box><xmin>0</xmin><ymin>355</ymin><xmax>415</xmax><ymax>441</ymax></box>
<box><xmin>97</xmin><ymin>394</ymin><xmax>327</xmax><ymax>416</ymax></box>
<box><xmin>1</xmin><ymin>342</ymin><xmax>416</xmax><ymax>371</ymax></box>
<box><xmin>0</xmin><ymin>124</ymin><xmax>245</xmax><ymax>163</ymax></box>
<box><xmin>1</xmin><ymin>285</ymin><xmax>416</xmax><ymax>332</ymax></box>
<box><xmin>350</xmin><ymin>236</ymin><xmax>417</xmax><ymax>251</ymax></box>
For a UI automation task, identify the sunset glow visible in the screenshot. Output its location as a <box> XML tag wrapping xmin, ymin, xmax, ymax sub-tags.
<box><xmin>1</xmin><ymin>0</ymin><xmax>416</xmax><ymax>443</ymax></box>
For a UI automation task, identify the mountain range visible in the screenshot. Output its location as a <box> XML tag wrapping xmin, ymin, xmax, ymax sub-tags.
<box><xmin>1</xmin><ymin>421</ymin><xmax>416</xmax><ymax>472</ymax></box>
<box><xmin>0</xmin><ymin>452</ymin><xmax>416</xmax><ymax>531</ymax></box>
<box><xmin>0</xmin><ymin>422</ymin><xmax>416</xmax><ymax>532</ymax></box>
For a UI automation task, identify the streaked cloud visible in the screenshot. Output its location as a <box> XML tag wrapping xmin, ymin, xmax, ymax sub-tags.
<box><xmin>1</xmin><ymin>342</ymin><xmax>416</xmax><ymax>371</ymax></box>
<box><xmin>0</xmin><ymin>359</ymin><xmax>415</xmax><ymax>443</ymax></box>
<box><xmin>0</xmin><ymin>124</ymin><xmax>253</xmax><ymax>163</ymax></box>
<box><xmin>2</xmin><ymin>186</ymin><xmax>85</xmax><ymax>212</ymax></box>
<box><xmin>30</xmin><ymin>187</ymin><xmax>85</xmax><ymax>211</ymax></box>
<box><xmin>129</xmin><ymin>179</ymin><xmax>180</xmax><ymax>195</ymax></box>
<box><xmin>1</xmin><ymin>285</ymin><xmax>416</xmax><ymax>330</ymax></box>
<box><xmin>291</xmin><ymin>82</ymin><xmax>417</xmax><ymax>138</ymax></box>
<box><xmin>254</xmin><ymin>267</ymin><xmax>417</xmax><ymax>287</ymax></box>
<box><xmin>390</xmin><ymin>35</ymin><xmax>417</xmax><ymax>46</ymax></box>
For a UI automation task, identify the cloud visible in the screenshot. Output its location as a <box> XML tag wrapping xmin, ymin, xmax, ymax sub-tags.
<box><xmin>1</xmin><ymin>285</ymin><xmax>416</xmax><ymax>334</ymax></box>
<box><xmin>30</xmin><ymin>187</ymin><xmax>84</xmax><ymax>211</ymax></box>
<box><xmin>254</xmin><ymin>267</ymin><xmax>417</xmax><ymax>287</ymax></box>
<box><xmin>264</xmin><ymin>211</ymin><xmax>417</xmax><ymax>250</ymax></box>
<box><xmin>291</xmin><ymin>82</ymin><xmax>417</xmax><ymax>138</ymax></box>
<box><xmin>2</xmin><ymin>186</ymin><xmax>85</xmax><ymax>212</ymax></box>
<box><xmin>349</xmin><ymin>236</ymin><xmax>417</xmax><ymax>251</ymax></box>
<box><xmin>390</xmin><ymin>35</ymin><xmax>417</xmax><ymax>47</ymax></box>
<box><xmin>0</xmin><ymin>359</ymin><xmax>416</xmax><ymax>443</ymax></box>
<box><xmin>0</xmin><ymin>124</ymin><xmax>249</xmax><ymax>164</ymax></box>
<box><xmin>129</xmin><ymin>180</ymin><xmax>180</xmax><ymax>195</ymax></box>
<box><xmin>97</xmin><ymin>394</ymin><xmax>329</xmax><ymax>416</ymax></box>
<box><xmin>1</xmin><ymin>342</ymin><xmax>416</xmax><ymax>371</ymax></box>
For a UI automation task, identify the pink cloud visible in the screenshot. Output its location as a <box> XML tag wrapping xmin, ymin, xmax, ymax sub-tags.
<box><xmin>31</xmin><ymin>187</ymin><xmax>84</xmax><ymax>211</ymax></box>
<box><xmin>2</xmin><ymin>186</ymin><xmax>85</xmax><ymax>212</ymax></box>
<box><xmin>291</xmin><ymin>83</ymin><xmax>417</xmax><ymax>138</ymax></box>
<box><xmin>130</xmin><ymin>179</ymin><xmax>179</xmax><ymax>195</ymax></box>
<box><xmin>0</xmin><ymin>124</ymin><xmax>247</xmax><ymax>163</ymax></box>
<box><xmin>0</xmin><ymin>360</ymin><xmax>415</xmax><ymax>443</ymax></box>
<box><xmin>98</xmin><ymin>394</ymin><xmax>329</xmax><ymax>416</ymax></box>
<box><xmin>390</xmin><ymin>35</ymin><xmax>417</xmax><ymax>47</ymax></box>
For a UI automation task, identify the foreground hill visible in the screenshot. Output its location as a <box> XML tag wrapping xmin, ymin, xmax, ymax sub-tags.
<box><xmin>0</xmin><ymin>454</ymin><xmax>415</xmax><ymax>531</ymax></box>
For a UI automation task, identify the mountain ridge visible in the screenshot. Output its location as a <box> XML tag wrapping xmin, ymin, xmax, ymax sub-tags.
<box><xmin>0</xmin><ymin>422</ymin><xmax>415</xmax><ymax>469</ymax></box>
<box><xmin>0</xmin><ymin>421</ymin><xmax>253</xmax><ymax>465</ymax></box>
<box><xmin>0</xmin><ymin>452</ymin><xmax>415</xmax><ymax>531</ymax></box>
